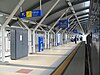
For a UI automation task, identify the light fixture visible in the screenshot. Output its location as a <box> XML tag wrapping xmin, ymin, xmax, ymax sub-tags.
<box><xmin>85</xmin><ymin>9</ymin><xmax>89</xmax><ymax>12</ymax></box>
<box><xmin>84</xmin><ymin>1</ymin><xmax>90</xmax><ymax>7</ymax></box>
<box><xmin>0</xmin><ymin>14</ymin><xmax>3</xmax><ymax>17</ymax></box>
<box><xmin>68</xmin><ymin>2</ymin><xmax>72</xmax><ymax>7</ymax></box>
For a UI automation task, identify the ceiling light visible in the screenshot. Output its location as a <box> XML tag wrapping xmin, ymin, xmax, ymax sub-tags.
<box><xmin>0</xmin><ymin>14</ymin><xmax>3</xmax><ymax>17</ymax></box>
<box><xmin>84</xmin><ymin>1</ymin><xmax>90</xmax><ymax>7</ymax></box>
<box><xmin>68</xmin><ymin>2</ymin><xmax>72</xmax><ymax>7</ymax></box>
<box><xmin>85</xmin><ymin>9</ymin><xmax>89</xmax><ymax>12</ymax></box>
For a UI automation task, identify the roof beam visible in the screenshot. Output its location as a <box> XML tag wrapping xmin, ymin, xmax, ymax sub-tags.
<box><xmin>34</xmin><ymin>0</ymin><xmax>61</xmax><ymax>31</ymax></box>
<box><xmin>67</xmin><ymin>1</ymin><xmax>85</xmax><ymax>34</ymax></box>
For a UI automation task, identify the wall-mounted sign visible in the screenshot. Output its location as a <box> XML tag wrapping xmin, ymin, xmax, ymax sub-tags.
<box><xmin>38</xmin><ymin>36</ymin><xmax>44</xmax><ymax>52</ymax></box>
<box><xmin>58</xmin><ymin>20</ymin><xmax>69</xmax><ymax>28</ymax></box>
<box><xmin>20</xmin><ymin>10</ymin><xmax>42</xmax><ymax>18</ymax></box>
<box><xmin>20</xmin><ymin>35</ymin><xmax>23</xmax><ymax>41</ymax></box>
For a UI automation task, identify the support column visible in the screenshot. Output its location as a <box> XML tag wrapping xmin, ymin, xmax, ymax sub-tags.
<box><xmin>1</xmin><ymin>0</ymin><xmax>25</xmax><ymax>62</ymax></box>
<box><xmin>47</xmin><ymin>32</ymin><xmax>50</xmax><ymax>48</ymax></box>
<box><xmin>28</xmin><ymin>30</ymin><xmax>32</xmax><ymax>53</ymax></box>
<box><xmin>56</xmin><ymin>33</ymin><xmax>58</xmax><ymax>46</ymax></box>
<box><xmin>1</xmin><ymin>27</ymin><xmax>5</xmax><ymax>62</ymax></box>
<box><xmin>53</xmin><ymin>32</ymin><xmax>56</xmax><ymax>46</ymax></box>
<box><xmin>44</xmin><ymin>31</ymin><xmax>47</xmax><ymax>49</ymax></box>
<box><xmin>62</xmin><ymin>33</ymin><xmax>64</xmax><ymax>44</ymax></box>
<box><xmin>33</xmin><ymin>31</ymin><xmax>36</xmax><ymax>53</ymax></box>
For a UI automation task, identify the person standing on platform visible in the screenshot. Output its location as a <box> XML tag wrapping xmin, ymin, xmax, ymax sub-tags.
<box><xmin>74</xmin><ymin>35</ymin><xmax>77</xmax><ymax>44</ymax></box>
<box><xmin>80</xmin><ymin>36</ymin><xmax>83</xmax><ymax>41</ymax></box>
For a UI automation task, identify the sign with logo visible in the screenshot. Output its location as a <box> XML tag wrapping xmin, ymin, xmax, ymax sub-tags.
<box><xmin>20</xmin><ymin>10</ymin><xmax>42</xmax><ymax>18</ymax></box>
<box><xmin>58</xmin><ymin>20</ymin><xmax>69</xmax><ymax>28</ymax></box>
<box><xmin>38</xmin><ymin>36</ymin><xmax>44</xmax><ymax>52</ymax></box>
<box><xmin>20</xmin><ymin>12</ymin><xmax>26</xmax><ymax>18</ymax></box>
<box><xmin>32</xmin><ymin>10</ymin><xmax>42</xmax><ymax>17</ymax></box>
<box><xmin>26</xmin><ymin>11</ymin><xmax>32</xmax><ymax>18</ymax></box>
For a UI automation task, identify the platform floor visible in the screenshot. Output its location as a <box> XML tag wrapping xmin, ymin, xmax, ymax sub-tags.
<box><xmin>0</xmin><ymin>42</ymin><xmax>79</xmax><ymax>75</ymax></box>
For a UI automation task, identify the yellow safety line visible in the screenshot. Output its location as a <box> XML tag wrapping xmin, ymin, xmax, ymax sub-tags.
<box><xmin>52</xmin><ymin>43</ymin><xmax>82</xmax><ymax>75</ymax></box>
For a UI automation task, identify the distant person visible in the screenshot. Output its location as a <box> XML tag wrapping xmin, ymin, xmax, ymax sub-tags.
<box><xmin>80</xmin><ymin>36</ymin><xmax>83</xmax><ymax>41</ymax></box>
<box><xmin>71</xmin><ymin>36</ymin><xmax>74</xmax><ymax>42</ymax></box>
<box><xmin>74</xmin><ymin>35</ymin><xmax>77</xmax><ymax>44</ymax></box>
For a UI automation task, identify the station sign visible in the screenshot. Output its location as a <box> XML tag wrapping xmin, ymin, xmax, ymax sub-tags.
<box><xmin>58</xmin><ymin>20</ymin><xmax>69</xmax><ymax>28</ymax></box>
<box><xmin>20</xmin><ymin>10</ymin><xmax>42</xmax><ymax>18</ymax></box>
<box><xmin>32</xmin><ymin>10</ymin><xmax>42</xmax><ymax>17</ymax></box>
<box><xmin>38</xmin><ymin>36</ymin><xmax>44</xmax><ymax>52</ymax></box>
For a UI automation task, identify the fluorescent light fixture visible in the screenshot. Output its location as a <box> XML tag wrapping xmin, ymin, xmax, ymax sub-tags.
<box><xmin>29</xmin><ymin>21</ymin><xmax>36</xmax><ymax>24</ymax></box>
<box><xmin>0</xmin><ymin>24</ymin><xmax>1</xmax><ymax>26</ymax></box>
<box><xmin>0</xmin><ymin>14</ymin><xmax>3</xmax><ymax>17</ymax></box>
<box><xmin>70</xmin><ymin>7</ymin><xmax>74</xmax><ymax>11</ymax></box>
<box><xmin>85</xmin><ymin>9</ymin><xmax>89</xmax><ymax>12</ymax></box>
<box><xmin>6</xmin><ymin>16</ymin><xmax>17</xmax><ymax>20</ymax></box>
<box><xmin>84</xmin><ymin>1</ymin><xmax>90</xmax><ymax>7</ymax></box>
<box><xmin>72</xmin><ymin>11</ymin><xmax>75</xmax><ymax>14</ymax></box>
<box><xmin>68</xmin><ymin>2</ymin><xmax>72</xmax><ymax>7</ymax></box>
<box><xmin>78</xmin><ymin>14</ymin><xmax>89</xmax><ymax>18</ymax></box>
<box><xmin>22</xmin><ymin>19</ymin><xmax>29</xmax><ymax>23</ymax></box>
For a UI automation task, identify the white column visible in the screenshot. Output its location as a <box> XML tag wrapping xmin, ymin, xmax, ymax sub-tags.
<box><xmin>53</xmin><ymin>32</ymin><xmax>56</xmax><ymax>46</ymax></box>
<box><xmin>56</xmin><ymin>33</ymin><xmax>58</xmax><ymax>46</ymax></box>
<box><xmin>44</xmin><ymin>31</ymin><xmax>47</xmax><ymax>49</ymax></box>
<box><xmin>1</xmin><ymin>27</ymin><xmax>5</xmax><ymax>62</ymax></box>
<box><xmin>62</xmin><ymin>33</ymin><xmax>64</xmax><ymax>44</ymax></box>
<box><xmin>1</xmin><ymin>0</ymin><xmax>25</xmax><ymax>62</ymax></box>
<box><xmin>28</xmin><ymin>30</ymin><xmax>32</xmax><ymax>53</ymax></box>
<box><xmin>47</xmin><ymin>32</ymin><xmax>50</xmax><ymax>48</ymax></box>
<box><xmin>33</xmin><ymin>31</ymin><xmax>36</xmax><ymax>53</ymax></box>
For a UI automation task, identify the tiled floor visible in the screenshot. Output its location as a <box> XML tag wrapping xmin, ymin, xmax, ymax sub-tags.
<box><xmin>0</xmin><ymin>42</ymin><xmax>79</xmax><ymax>75</ymax></box>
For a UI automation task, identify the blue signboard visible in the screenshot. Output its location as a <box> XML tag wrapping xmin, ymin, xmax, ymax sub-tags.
<box><xmin>38</xmin><ymin>37</ymin><xmax>44</xmax><ymax>52</ymax></box>
<box><xmin>32</xmin><ymin>10</ymin><xmax>42</xmax><ymax>17</ymax></box>
<box><xmin>20</xmin><ymin>10</ymin><xmax>42</xmax><ymax>18</ymax></box>
<box><xmin>20</xmin><ymin>12</ymin><xmax>26</xmax><ymax>18</ymax></box>
<box><xmin>58</xmin><ymin>20</ymin><xmax>69</xmax><ymax>28</ymax></box>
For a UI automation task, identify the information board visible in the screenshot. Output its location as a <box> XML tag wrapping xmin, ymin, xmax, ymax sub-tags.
<box><xmin>38</xmin><ymin>36</ymin><xmax>44</xmax><ymax>52</ymax></box>
<box><xmin>58</xmin><ymin>20</ymin><xmax>69</xmax><ymax>28</ymax></box>
<box><xmin>20</xmin><ymin>10</ymin><xmax>42</xmax><ymax>18</ymax></box>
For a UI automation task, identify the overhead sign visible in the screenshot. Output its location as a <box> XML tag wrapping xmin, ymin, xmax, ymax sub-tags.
<box><xmin>32</xmin><ymin>10</ymin><xmax>42</xmax><ymax>17</ymax></box>
<box><xmin>38</xmin><ymin>36</ymin><xmax>44</xmax><ymax>52</ymax></box>
<box><xmin>58</xmin><ymin>20</ymin><xmax>69</xmax><ymax>28</ymax></box>
<box><xmin>20</xmin><ymin>10</ymin><xmax>42</xmax><ymax>18</ymax></box>
<box><xmin>26</xmin><ymin>11</ymin><xmax>32</xmax><ymax>18</ymax></box>
<box><xmin>20</xmin><ymin>12</ymin><xmax>26</xmax><ymax>18</ymax></box>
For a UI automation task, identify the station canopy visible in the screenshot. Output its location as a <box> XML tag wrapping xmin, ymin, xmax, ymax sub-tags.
<box><xmin>0</xmin><ymin>0</ymin><xmax>99</xmax><ymax>34</ymax></box>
